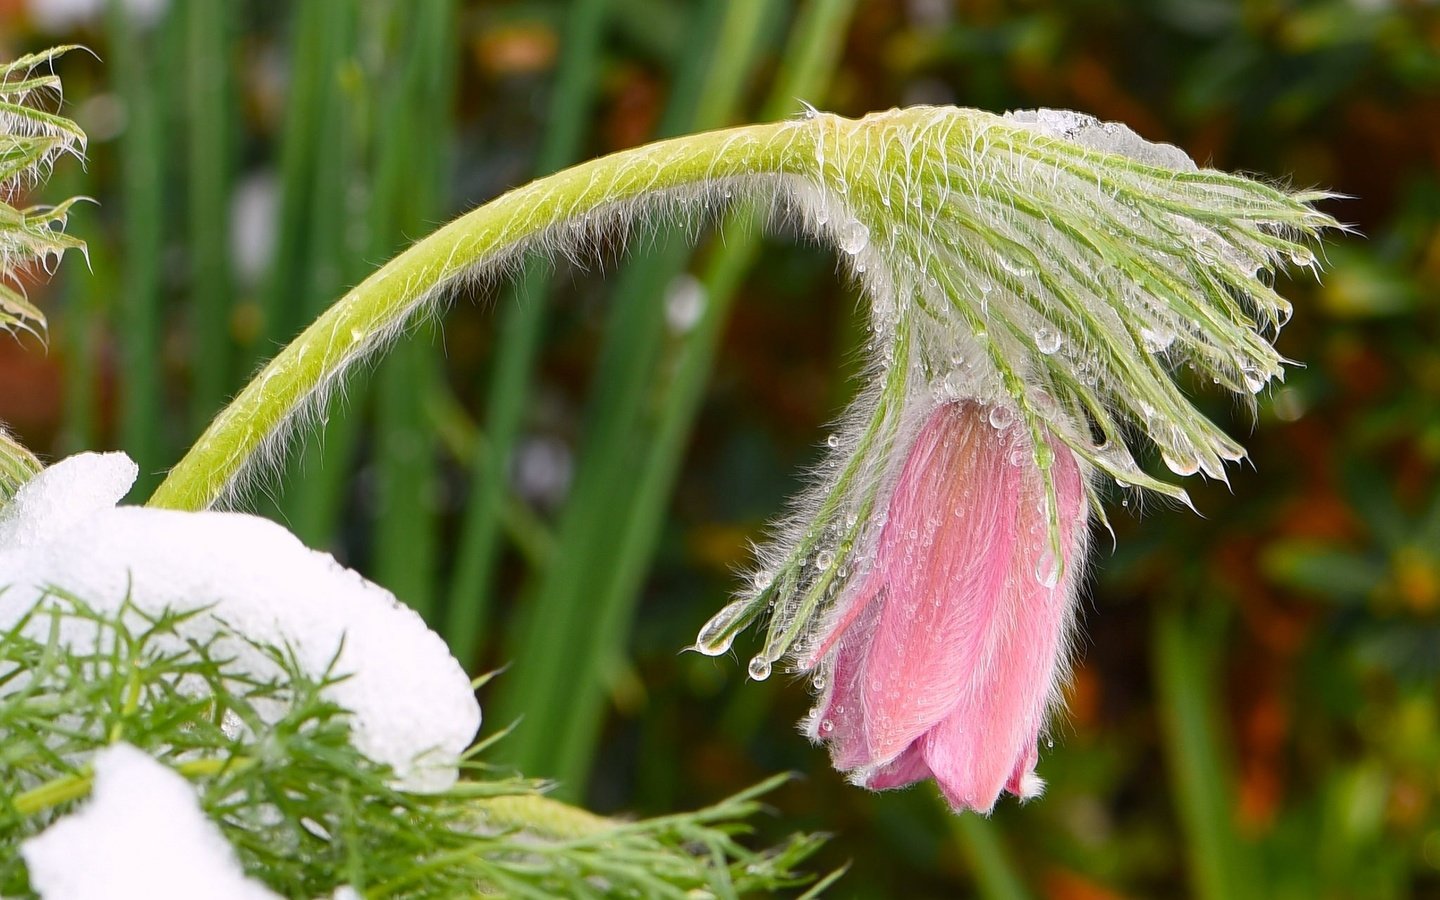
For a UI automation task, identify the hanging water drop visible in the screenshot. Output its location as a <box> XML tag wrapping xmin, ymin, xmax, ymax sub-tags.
<box><xmin>748</xmin><ymin>655</ymin><xmax>773</xmax><ymax>681</ymax></box>
<box><xmin>1161</xmin><ymin>445</ymin><xmax>1201</xmax><ymax>477</ymax></box>
<box><xmin>695</xmin><ymin>599</ymin><xmax>751</xmax><ymax>656</ymax></box>
<box><xmin>1035</xmin><ymin>327</ymin><xmax>1062</xmax><ymax>354</ymax></box>
<box><xmin>1240</xmin><ymin>362</ymin><xmax>1268</xmax><ymax>393</ymax></box>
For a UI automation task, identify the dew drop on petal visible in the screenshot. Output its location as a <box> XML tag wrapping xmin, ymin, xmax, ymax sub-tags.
<box><xmin>1035</xmin><ymin>548</ymin><xmax>1062</xmax><ymax>589</ymax></box>
<box><xmin>748</xmin><ymin>655</ymin><xmax>773</xmax><ymax>681</ymax></box>
<box><xmin>819</xmin><ymin>718</ymin><xmax>835</xmax><ymax>734</ymax></box>
<box><xmin>988</xmin><ymin>405</ymin><xmax>1016</xmax><ymax>430</ymax></box>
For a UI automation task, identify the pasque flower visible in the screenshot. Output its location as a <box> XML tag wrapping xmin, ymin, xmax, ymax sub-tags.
<box><xmin>799</xmin><ymin>399</ymin><xmax>1086</xmax><ymax>813</ymax></box>
<box><xmin>694</xmin><ymin>106</ymin><xmax>1337</xmax><ymax>813</ymax></box>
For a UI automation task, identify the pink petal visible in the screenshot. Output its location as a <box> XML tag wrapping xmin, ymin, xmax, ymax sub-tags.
<box><xmin>807</xmin><ymin>589</ymin><xmax>882</xmax><ymax>770</ymax></box>
<box><xmin>855</xmin><ymin>403</ymin><xmax>1024</xmax><ymax>764</ymax></box>
<box><xmin>919</xmin><ymin>426</ymin><xmax>1087</xmax><ymax>814</ymax></box>
<box><xmin>861</xmin><ymin>739</ymin><xmax>933</xmax><ymax>790</ymax></box>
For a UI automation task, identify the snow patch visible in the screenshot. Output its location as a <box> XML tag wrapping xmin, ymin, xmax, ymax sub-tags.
<box><xmin>21</xmin><ymin>743</ymin><xmax>278</xmax><ymax>900</ymax></box>
<box><xmin>0</xmin><ymin>453</ymin><xmax>480</xmax><ymax>791</ymax></box>
<box><xmin>1004</xmin><ymin>108</ymin><xmax>1198</xmax><ymax>171</ymax></box>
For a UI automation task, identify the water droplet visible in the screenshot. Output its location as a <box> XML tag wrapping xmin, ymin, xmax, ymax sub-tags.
<box><xmin>1161</xmin><ymin>446</ymin><xmax>1201</xmax><ymax>477</ymax></box>
<box><xmin>1289</xmin><ymin>246</ymin><xmax>1315</xmax><ymax>266</ymax></box>
<box><xmin>837</xmin><ymin>219</ymin><xmax>870</xmax><ymax>255</ymax></box>
<box><xmin>748</xmin><ymin>655</ymin><xmax>772</xmax><ymax>681</ymax></box>
<box><xmin>1239</xmin><ymin>362</ymin><xmax>1268</xmax><ymax>394</ymax></box>
<box><xmin>1035</xmin><ymin>327</ymin><xmax>1062</xmax><ymax>354</ymax></box>
<box><xmin>1141</xmin><ymin>325</ymin><xmax>1175</xmax><ymax>353</ymax></box>
<box><xmin>988</xmin><ymin>405</ymin><xmax>1016</xmax><ymax>430</ymax></box>
<box><xmin>819</xmin><ymin>718</ymin><xmax>835</xmax><ymax>734</ymax></box>
<box><xmin>1035</xmin><ymin>549</ymin><xmax>1062</xmax><ymax>588</ymax></box>
<box><xmin>815</xmin><ymin>550</ymin><xmax>835</xmax><ymax>570</ymax></box>
<box><xmin>695</xmin><ymin>599</ymin><xmax>752</xmax><ymax>656</ymax></box>
<box><xmin>826</xmin><ymin>433</ymin><xmax>840</xmax><ymax>449</ymax></box>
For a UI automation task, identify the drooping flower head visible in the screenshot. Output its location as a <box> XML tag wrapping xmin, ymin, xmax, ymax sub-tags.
<box><xmin>801</xmin><ymin>399</ymin><xmax>1087</xmax><ymax>812</ymax></box>
<box><xmin>695</xmin><ymin>106</ymin><xmax>1337</xmax><ymax>812</ymax></box>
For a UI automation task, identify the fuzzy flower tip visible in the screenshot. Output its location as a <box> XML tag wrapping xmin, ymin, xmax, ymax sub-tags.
<box><xmin>694</xmin><ymin>106</ymin><xmax>1337</xmax><ymax>813</ymax></box>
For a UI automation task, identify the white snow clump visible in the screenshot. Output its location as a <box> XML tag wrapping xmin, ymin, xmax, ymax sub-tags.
<box><xmin>21</xmin><ymin>743</ymin><xmax>279</xmax><ymax>900</ymax></box>
<box><xmin>0</xmin><ymin>452</ymin><xmax>480</xmax><ymax>791</ymax></box>
<box><xmin>1004</xmin><ymin>107</ymin><xmax>1198</xmax><ymax>171</ymax></box>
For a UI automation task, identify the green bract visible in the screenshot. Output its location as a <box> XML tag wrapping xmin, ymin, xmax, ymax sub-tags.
<box><xmin>0</xmin><ymin>46</ymin><xmax>86</xmax><ymax>338</ymax></box>
<box><xmin>0</xmin><ymin>47</ymin><xmax>87</xmax><ymax>507</ymax></box>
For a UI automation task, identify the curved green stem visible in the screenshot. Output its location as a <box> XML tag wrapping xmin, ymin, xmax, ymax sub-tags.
<box><xmin>146</xmin><ymin>120</ymin><xmax>819</xmax><ymax>511</ymax></box>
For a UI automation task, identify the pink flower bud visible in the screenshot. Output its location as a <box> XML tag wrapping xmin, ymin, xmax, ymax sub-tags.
<box><xmin>800</xmin><ymin>400</ymin><xmax>1087</xmax><ymax>814</ymax></box>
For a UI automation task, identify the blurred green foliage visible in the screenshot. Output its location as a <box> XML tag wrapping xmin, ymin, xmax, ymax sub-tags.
<box><xmin>1</xmin><ymin>0</ymin><xmax>1436</xmax><ymax>896</ymax></box>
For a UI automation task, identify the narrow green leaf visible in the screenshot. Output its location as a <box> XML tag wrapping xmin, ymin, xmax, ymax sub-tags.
<box><xmin>442</xmin><ymin>0</ymin><xmax>614</xmax><ymax>662</ymax></box>
<box><xmin>1153</xmin><ymin>602</ymin><xmax>1256</xmax><ymax>900</ymax></box>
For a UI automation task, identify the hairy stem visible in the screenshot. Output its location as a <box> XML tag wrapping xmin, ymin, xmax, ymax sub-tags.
<box><xmin>147</xmin><ymin>119</ymin><xmax>815</xmax><ymax>511</ymax></box>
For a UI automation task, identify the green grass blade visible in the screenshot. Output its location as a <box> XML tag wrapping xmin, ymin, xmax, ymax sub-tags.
<box><xmin>52</xmin><ymin>164</ymin><xmax>106</xmax><ymax>455</ymax></box>
<box><xmin>950</xmin><ymin>815</ymin><xmax>1032</xmax><ymax>900</ymax></box>
<box><xmin>253</xmin><ymin>1</ymin><xmax>355</xmax><ymax>359</ymax></box>
<box><xmin>1153</xmin><ymin>602</ymin><xmax>1256</xmax><ymax>900</ymax></box>
<box><xmin>107</xmin><ymin>1</ymin><xmax>178</xmax><ymax>499</ymax></box>
<box><xmin>273</xmin><ymin>4</ymin><xmax>365</xmax><ymax>547</ymax></box>
<box><xmin>183</xmin><ymin>0</ymin><xmax>237</xmax><ymax>429</ymax></box>
<box><xmin>539</xmin><ymin>0</ymin><xmax>858</xmax><ymax>796</ymax></box>
<box><xmin>368</xmin><ymin>0</ymin><xmax>459</xmax><ymax>620</ymax></box>
<box><xmin>442</xmin><ymin>0</ymin><xmax>613</xmax><ymax>664</ymax></box>
<box><xmin>493</xmin><ymin>0</ymin><xmax>783</xmax><ymax>794</ymax></box>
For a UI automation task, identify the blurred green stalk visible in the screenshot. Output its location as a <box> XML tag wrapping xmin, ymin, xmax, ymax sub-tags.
<box><xmin>494</xmin><ymin>0</ymin><xmax>858</xmax><ymax>797</ymax></box>
<box><xmin>368</xmin><ymin>0</ymin><xmax>459</xmax><ymax>621</ymax></box>
<box><xmin>183</xmin><ymin>0</ymin><xmax>236</xmax><ymax>429</ymax></box>
<box><xmin>492</xmin><ymin>0</ymin><xmax>775</xmax><ymax>794</ymax></box>
<box><xmin>274</xmin><ymin>3</ymin><xmax>364</xmax><ymax>547</ymax></box>
<box><xmin>1153</xmin><ymin>602</ymin><xmax>1256</xmax><ymax>900</ymax></box>
<box><xmin>442</xmin><ymin>0</ymin><xmax>613</xmax><ymax>661</ymax></box>
<box><xmin>951</xmin><ymin>815</ymin><xmax>1032</xmax><ymax>900</ymax></box>
<box><xmin>257</xmin><ymin>1</ymin><xmax>355</xmax><ymax>357</ymax></box>
<box><xmin>107</xmin><ymin>1</ymin><xmax>177</xmax><ymax>498</ymax></box>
